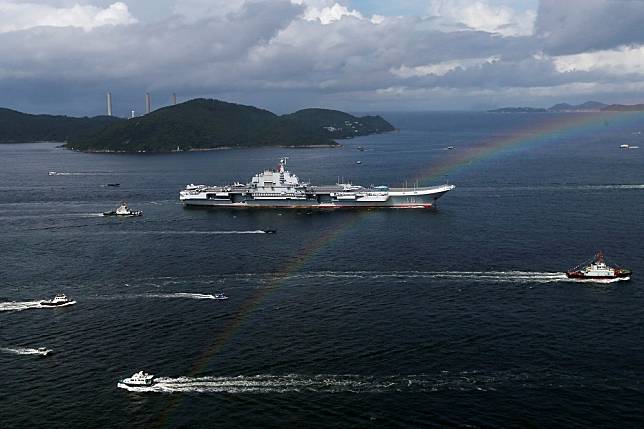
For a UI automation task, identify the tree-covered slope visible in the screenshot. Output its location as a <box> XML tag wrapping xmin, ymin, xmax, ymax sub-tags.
<box><xmin>283</xmin><ymin>108</ymin><xmax>395</xmax><ymax>139</ymax></box>
<box><xmin>0</xmin><ymin>108</ymin><xmax>121</xmax><ymax>143</ymax></box>
<box><xmin>0</xmin><ymin>98</ymin><xmax>396</xmax><ymax>152</ymax></box>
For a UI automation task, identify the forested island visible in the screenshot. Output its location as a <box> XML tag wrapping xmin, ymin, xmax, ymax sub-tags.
<box><xmin>0</xmin><ymin>99</ymin><xmax>394</xmax><ymax>153</ymax></box>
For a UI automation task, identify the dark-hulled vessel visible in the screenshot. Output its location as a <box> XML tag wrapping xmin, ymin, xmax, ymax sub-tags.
<box><xmin>180</xmin><ymin>158</ymin><xmax>454</xmax><ymax>209</ymax></box>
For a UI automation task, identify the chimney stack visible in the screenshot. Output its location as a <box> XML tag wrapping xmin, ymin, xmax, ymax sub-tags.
<box><xmin>145</xmin><ymin>92</ymin><xmax>151</xmax><ymax>114</ymax></box>
<box><xmin>107</xmin><ymin>92</ymin><xmax>113</xmax><ymax>116</ymax></box>
<box><xmin>172</xmin><ymin>93</ymin><xmax>177</xmax><ymax>106</ymax></box>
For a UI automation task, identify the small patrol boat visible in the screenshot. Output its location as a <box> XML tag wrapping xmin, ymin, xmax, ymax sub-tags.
<box><xmin>40</xmin><ymin>293</ymin><xmax>76</xmax><ymax>307</ymax></box>
<box><xmin>118</xmin><ymin>371</ymin><xmax>155</xmax><ymax>387</ymax></box>
<box><xmin>103</xmin><ymin>201</ymin><xmax>142</xmax><ymax>217</ymax></box>
<box><xmin>566</xmin><ymin>251</ymin><xmax>631</xmax><ymax>281</ymax></box>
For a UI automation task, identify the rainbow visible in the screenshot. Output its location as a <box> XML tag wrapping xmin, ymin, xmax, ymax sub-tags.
<box><xmin>152</xmin><ymin>110</ymin><xmax>643</xmax><ymax>424</ymax></box>
<box><xmin>414</xmin><ymin>110</ymin><xmax>643</xmax><ymax>184</ymax></box>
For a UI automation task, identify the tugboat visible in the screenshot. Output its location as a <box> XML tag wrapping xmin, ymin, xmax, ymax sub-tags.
<box><xmin>566</xmin><ymin>251</ymin><xmax>632</xmax><ymax>281</ymax></box>
<box><xmin>103</xmin><ymin>201</ymin><xmax>143</xmax><ymax>217</ymax></box>
<box><xmin>40</xmin><ymin>293</ymin><xmax>76</xmax><ymax>307</ymax></box>
<box><xmin>118</xmin><ymin>371</ymin><xmax>155</xmax><ymax>388</ymax></box>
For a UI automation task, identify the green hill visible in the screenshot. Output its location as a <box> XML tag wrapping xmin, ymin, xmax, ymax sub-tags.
<box><xmin>0</xmin><ymin>108</ymin><xmax>121</xmax><ymax>143</ymax></box>
<box><xmin>284</xmin><ymin>108</ymin><xmax>395</xmax><ymax>139</ymax></box>
<box><xmin>64</xmin><ymin>99</ymin><xmax>394</xmax><ymax>152</ymax></box>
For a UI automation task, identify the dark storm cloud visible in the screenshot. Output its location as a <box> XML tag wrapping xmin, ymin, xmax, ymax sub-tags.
<box><xmin>2</xmin><ymin>0</ymin><xmax>644</xmax><ymax>113</ymax></box>
<box><xmin>536</xmin><ymin>0</ymin><xmax>644</xmax><ymax>55</ymax></box>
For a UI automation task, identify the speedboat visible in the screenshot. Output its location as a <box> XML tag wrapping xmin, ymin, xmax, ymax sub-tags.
<box><xmin>106</xmin><ymin>183</ymin><xmax>120</xmax><ymax>187</ymax></box>
<box><xmin>37</xmin><ymin>347</ymin><xmax>52</xmax><ymax>356</ymax></box>
<box><xmin>446</xmin><ymin>146</ymin><xmax>455</xmax><ymax>150</ymax></box>
<box><xmin>620</xmin><ymin>144</ymin><xmax>630</xmax><ymax>149</ymax></box>
<box><xmin>356</xmin><ymin>160</ymin><xmax>362</xmax><ymax>164</ymax></box>
<box><xmin>214</xmin><ymin>293</ymin><xmax>229</xmax><ymax>300</ymax></box>
<box><xmin>566</xmin><ymin>251</ymin><xmax>632</xmax><ymax>281</ymax></box>
<box><xmin>48</xmin><ymin>171</ymin><xmax>57</xmax><ymax>176</ymax></box>
<box><xmin>40</xmin><ymin>293</ymin><xmax>76</xmax><ymax>307</ymax></box>
<box><xmin>118</xmin><ymin>371</ymin><xmax>155</xmax><ymax>387</ymax></box>
<box><xmin>263</xmin><ymin>230</ymin><xmax>277</xmax><ymax>234</ymax></box>
<box><xmin>103</xmin><ymin>201</ymin><xmax>142</xmax><ymax>217</ymax></box>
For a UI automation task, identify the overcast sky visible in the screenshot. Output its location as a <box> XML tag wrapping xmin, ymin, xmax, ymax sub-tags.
<box><xmin>2</xmin><ymin>0</ymin><xmax>644</xmax><ymax>116</ymax></box>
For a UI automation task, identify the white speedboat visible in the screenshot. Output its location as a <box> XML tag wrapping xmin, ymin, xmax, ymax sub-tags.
<box><xmin>103</xmin><ymin>201</ymin><xmax>143</xmax><ymax>217</ymax></box>
<box><xmin>118</xmin><ymin>371</ymin><xmax>155</xmax><ymax>387</ymax></box>
<box><xmin>214</xmin><ymin>293</ymin><xmax>229</xmax><ymax>300</ymax></box>
<box><xmin>48</xmin><ymin>171</ymin><xmax>57</xmax><ymax>176</ymax></box>
<box><xmin>40</xmin><ymin>293</ymin><xmax>76</xmax><ymax>307</ymax></box>
<box><xmin>37</xmin><ymin>347</ymin><xmax>52</xmax><ymax>356</ymax></box>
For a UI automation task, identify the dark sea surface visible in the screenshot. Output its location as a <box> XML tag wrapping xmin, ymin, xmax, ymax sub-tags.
<box><xmin>1</xmin><ymin>112</ymin><xmax>643</xmax><ymax>428</ymax></box>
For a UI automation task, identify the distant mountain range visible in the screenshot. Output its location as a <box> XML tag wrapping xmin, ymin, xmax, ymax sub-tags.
<box><xmin>0</xmin><ymin>99</ymin><xmax>394</xmax><ymax>153</ymax></box>
<box><xmin>489</xmin><ymin>101</ymin><xmax>644</xmax><ymax>113</ymax></box>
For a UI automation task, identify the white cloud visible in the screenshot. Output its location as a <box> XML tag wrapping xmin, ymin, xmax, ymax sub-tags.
<box><xmin>297</xmin><ymin>2</ymin><xmax>384</xmax><ymax>25</ymax></box>
<box><xmin>0</xmin><ymin>1</ymin><xmax>137</xmax><ymax>33</ymax></box>
<box><xmin>554</xmin><ymin>45</ymin><xmax>644</xmax><ymax>75</ymax></box>
<box><xmin>392</xmin><ymin>56</ymin><xmax>501</xmax><ymax>78</ymax></box>
<box><xmin>429</xmin><ymin>0</ymin><xmax>536</xmax><ymax>36</ymax></box>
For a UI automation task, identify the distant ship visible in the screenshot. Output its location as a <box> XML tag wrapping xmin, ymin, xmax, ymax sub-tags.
<box><xmin>180</xmin><ymin>158</ymin><xmax>454</xmax><ymax>209</ymax></box>
<box><xmin>103</xmin><ymin>201</ymin><xmax>143</xmax><ymax>217</ymax></box>
<box><xmin>40</xmin><ymin>293</ymin><xmax>76</xmax><ymax>307</ymax></box>
<box><xmin>566</xmin><ymin>251</ymin><xmax>631</xmax><ymax>281</ymax></box>
<box><xmin>118</xmin><ymin>371</ymin><xmax>155</xmax><ymax>388</ymax></box>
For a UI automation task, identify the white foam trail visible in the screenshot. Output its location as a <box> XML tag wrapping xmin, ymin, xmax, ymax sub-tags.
<box><xmin>143</xmin><ymin>293</ymin><xmax>225</xmax><ymax>300</ymax></box>
<box><xmin>118</xmin><ymin>374</ymin><xmax>403</xmax><ymax>394</ymax></box>
<box><xmin>286</xmin><ymin>271</ymin><xmax>571</xmax><ymax>283</ymax></box>
<box><xmin>0</xmin><ymin>301</ymin><xmax>45</xmax><ymax>312</ymax></box>
<box><xmin>0</xmin><ymin>300</ymin><xmax>75</xmax><ymax>312</ymax></box>
<box><xmin>108</xmin><ymin>230</ymin><xmax>268</xmax><ymax>235</ymax></box>
<box><xmin>117</xmin><ymin>372</ymin><xmax>546</xmax><ymax>394</ymax></box>
<box><xmin>49</xmin><ymin>172</ymin><xmax>112</xmax><ymax>176</ymax></box>
<box><xmin>0</xmin><ymin>347</ymin><xmax>51</xmax><ymax>356</ymax></box>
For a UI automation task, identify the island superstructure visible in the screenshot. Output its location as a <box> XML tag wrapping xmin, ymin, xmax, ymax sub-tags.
<box><xmin>180</xmin><ymin>158</ymin><xmax>454</xmax><ymax>209</ymax></box>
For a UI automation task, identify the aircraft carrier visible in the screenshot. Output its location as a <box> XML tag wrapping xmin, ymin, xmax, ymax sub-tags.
<box><xmin>179</xmin><ymin>158</ymin><xmax>455</xmax><ymax>209</ymax></box>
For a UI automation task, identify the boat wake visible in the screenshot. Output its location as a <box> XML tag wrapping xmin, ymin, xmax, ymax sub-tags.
<box><xmin>117</xmin><ymin>374</ymin><xmax>473</xmax><ymax>394</ymax></box>
<box><xmin>142</xmin><ymin>293</ymin><xmax>226</xmax><ymax>300</ymax></box>
<box><xmin>0</xmin><ymin>301</ymin><xmax>45</xmax><ymax>312</ymax></box>
<box><xmin>0</xmin><ymin>300</ymin><xmax>75</xmax><ymax>312</ymax></box>
<box><xmin>0</xmin><ymin>347</ymin><xmax>51</xmax><ymax>356</ymax></box>
<box><xmin>95</xmin><ymin>292</ymin><xmax>227</xmax><ymax>301</ymax></box>
<box><xmin>116</xmin><ymin>370</ymin><xmax>599</xmax><ymax>394</ymax></box>
<box><xmin>286</xmin><ymin>271</ymin><xmax>571</xmax><ymax>284</ymax></box>
<box><xmin>108</xmin><ymin>230</ymin><xmax>270</xmax><ymax>235</ymax></box>
<box><xmin>48</xmin><ymin>172</ymin><xmax>113</xmax><ymax>176</ymax></box>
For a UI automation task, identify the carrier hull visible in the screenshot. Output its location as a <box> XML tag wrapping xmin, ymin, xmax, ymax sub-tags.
<box><xmin>181</xmin><ymin>188</ymin><xmax>452</xmax><ymax>209</ymax></box>
<box><xmin>180</xmin><ymin>158</ymin><xmax>454</xmax><ymax>209</ymax></box>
